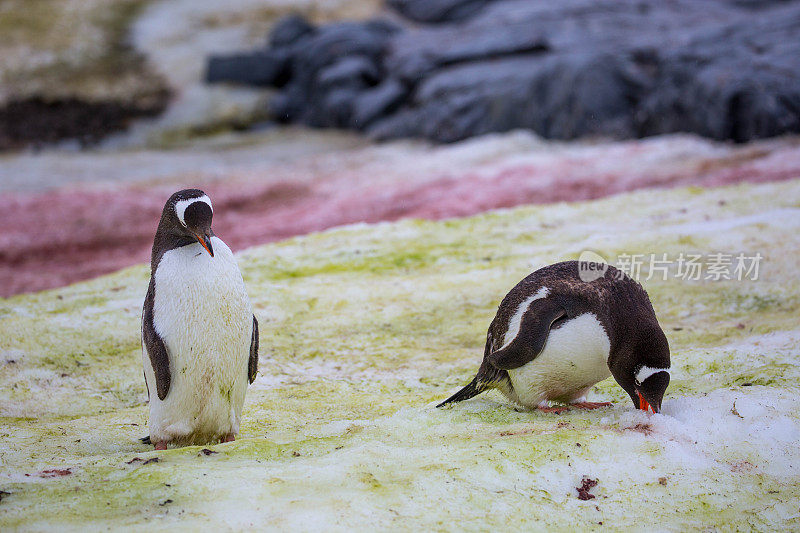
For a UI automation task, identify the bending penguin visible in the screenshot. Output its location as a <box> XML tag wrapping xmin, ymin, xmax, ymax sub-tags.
<box><xmin>142</xmin><ymin>189</ymin><xmax>258</xmax><ymax>449</ymax></box>
<box><xmin>438</xmin><ymin>261</ymin><xmax>670</xmax><ymax>413</ymax></box>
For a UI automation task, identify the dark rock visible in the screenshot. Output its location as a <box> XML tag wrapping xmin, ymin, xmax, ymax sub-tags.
<box><xmin>387</xmin><ymin>0</ymin><xmax>500</xmax><ymax>23</ymax></box>
<box><xmin>317</xmin><ymin>88</ymin><xmax>358</xmax><ymax>128</ymax></box>
<box><xmin>387</xmin><ymin>16</ymin><xmax>550</xmax><ymax>83</ymax></box>
<box><xmin>634</xmin><ymin>7</ymin><xmax>800</xmax><ymax>141</ymax></box>
<box><xmin>363</xmin><ymin>19</ymin><xmax>404</xmax><ymax>36</ymax></box>
<box><xmin>280</xmin><ymin>21</ymin><xmax>398</xmax><ymax>126</ymax></box>
<box><xmin>206</xmin><ymin>0</ymin><xmax>800</xmax><ymax>144</ymax></box>
<box><xmin>269</xmin><ymin>14</ymin><xmax>315</xmax><ymax>49</ymax></box>
<box><xmin>352</xmin><ymin>79</ymin><xmax>408</xmax><ymax>128</ymax></box>
<box><xmin>205</xmin><ymin>51</ymin><xmax>289</xmax><ymax>87</ymax></box>
<box><xmin>288</xmin><ymin>22</ymin><xmax>394</xmax><ymax>86</ymax></box>
<box><xmin>269</xmin><ymin>88</ymin><xmax>306</xmax><ymax>123</ymax></box>
<box><xmin>317</xmin><ymin>56</ymin><xmax>382</xmax><ymax>92</ymax></box>
<box><xmin>372</xmin><ymin>52</ymin><xmax>640</xmax><ymax>142</ymax></box>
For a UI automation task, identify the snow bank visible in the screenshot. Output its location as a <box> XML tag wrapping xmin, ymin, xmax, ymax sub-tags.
<box><xmin>1</xmin><ymin>179</ymin><xmax>799</xmax><ymax>529</ymax></box>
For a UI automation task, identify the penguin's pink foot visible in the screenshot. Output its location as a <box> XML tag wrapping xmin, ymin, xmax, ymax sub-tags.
<box><xmin>154</xmin><ymin>441</ymin><xmax>167</xmax><ymax>451</ymax></box>
<box><xmin>571</xmin><ymin>401</ymin><xmax>613</xmax><ymax>410</ymax></box>
<box><xmin>538</xmin><ymin>406</ymin><xmax>570</xmax><ymax>414</ymax></box>
<box><xmin>222</xmin><ymin>434</ymin><xmax>235</xmax><ymax>443</ymax></box>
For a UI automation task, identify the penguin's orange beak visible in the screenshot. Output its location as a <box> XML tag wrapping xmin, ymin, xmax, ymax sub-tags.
<box><xmin>638</xmin><ymin>392</ymin><xmax>654</xmax><ymax>413</ymax></box>
<box><xmin>193</xmin><ymin>231</ymin><xmax>214</xmax><ymax>257</ymax></box>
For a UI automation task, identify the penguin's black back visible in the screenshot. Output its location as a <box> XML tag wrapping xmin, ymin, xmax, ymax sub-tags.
<box><xmin>438</xmin><ymin>260</ymin><xmax>663</xmax><ymax>407</ymax></box>
<box><xmin>488</xmin><ymin>261</ymin><xmax>659</xmax><ymax>356</ymax></box>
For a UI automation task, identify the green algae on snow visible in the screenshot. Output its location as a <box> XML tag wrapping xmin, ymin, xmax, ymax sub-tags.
<box><xmin>1</xmin><ymin>181</ymin><xmax>800</xmax><ymax>529</ymax></box>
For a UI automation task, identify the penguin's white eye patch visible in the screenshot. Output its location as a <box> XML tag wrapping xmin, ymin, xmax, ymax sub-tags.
<box><xmin>175</xmin><ymin>195</ymin><xmax>212</xmax><ymax>227</ymax></box>
<box><xmin>635</xmin><ymin>366</ymin><xmax>670</xmax><ymax>386</ymax></box>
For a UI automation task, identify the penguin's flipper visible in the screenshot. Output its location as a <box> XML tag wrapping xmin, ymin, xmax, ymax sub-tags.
<box><xmin>248</xmin><ymin>315</ymin><xmax>259</xmax><ymax>384</ymax></box>
<box><xmin>142</xmin><ymin>279</ymin><xmax>171</xmax><ymax>401</ymax></box>
<box><xmin>487</xmin><ymin>297</ymin><xmax>567</xmax><ymax>370</ymax></box>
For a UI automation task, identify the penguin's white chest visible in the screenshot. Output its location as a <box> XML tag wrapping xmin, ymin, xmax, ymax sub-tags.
<box><xmin>145</xmin><ymin>237</ymin><xmax>252</xmax><ymax>444</ymax></box>
<box><xmin>506</xmin><ymin>313</ymin><xmax>611</xmax><ymax>407</ymax></box>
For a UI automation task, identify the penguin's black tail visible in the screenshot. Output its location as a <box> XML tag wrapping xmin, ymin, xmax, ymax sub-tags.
<box><xmin>436</xmin><ymin>376</ymin><xmax>489</xmax><ymax>408</ymax></box>
<box><xmin>140</xmin><ymin>435</ymin><xmax>151</xmax><ymax>445</ymax></box>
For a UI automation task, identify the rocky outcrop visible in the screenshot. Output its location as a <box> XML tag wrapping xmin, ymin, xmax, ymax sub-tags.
<box><xmin>206</xmin><ymin>0</ymin><xmax>800</xmax><ymax>143</ymax></box>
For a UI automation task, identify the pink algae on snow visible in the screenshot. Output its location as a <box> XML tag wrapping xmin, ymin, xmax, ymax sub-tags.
<box><xmin>1</xmin><ymin>136</ymin><xmax>799</xmax><ymax>297</ymax></box>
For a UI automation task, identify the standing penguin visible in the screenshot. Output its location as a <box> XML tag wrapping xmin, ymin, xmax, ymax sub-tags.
<box><xmin>142</xmin><ymin>189</ymin><xmax>258</xmax><ymax>449</ymax></box>
<box><xmin>438</xmin><ymin>261</ymin><xmax>670</xmax><ymax>413</ymax></box>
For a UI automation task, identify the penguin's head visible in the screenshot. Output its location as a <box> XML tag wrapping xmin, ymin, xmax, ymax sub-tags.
<box><xmin>632</xmin><ymin>367</ymin><xmax>670</xmax><ymax>414</ymax></box>
<box><xmin>612</xmin><ymin>326</ymin><xmax>671</xmax><ymax>414</ymax></box>
<box><xmin>164</xmin><ymin>189</ymin><xmax>215</xmax><ymax>257</ymax></box>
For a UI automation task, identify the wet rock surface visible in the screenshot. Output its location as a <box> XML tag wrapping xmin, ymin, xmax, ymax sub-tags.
<box><xmin>207</xmin><ymin>0</ymin><xmax>800</xmax><ymax>143</ymax></box>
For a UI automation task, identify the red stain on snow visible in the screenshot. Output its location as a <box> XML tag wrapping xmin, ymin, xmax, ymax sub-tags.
<box><xmin>38</xmin><ymin>468</ymin><xmax>72</xmax><ymax>477</ymax></box>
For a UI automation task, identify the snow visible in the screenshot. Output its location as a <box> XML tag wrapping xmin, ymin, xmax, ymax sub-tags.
<box><xmin>1</xmin><ymin>179</ymin><xmax>799</xmax><ymax>529</ymax></box>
